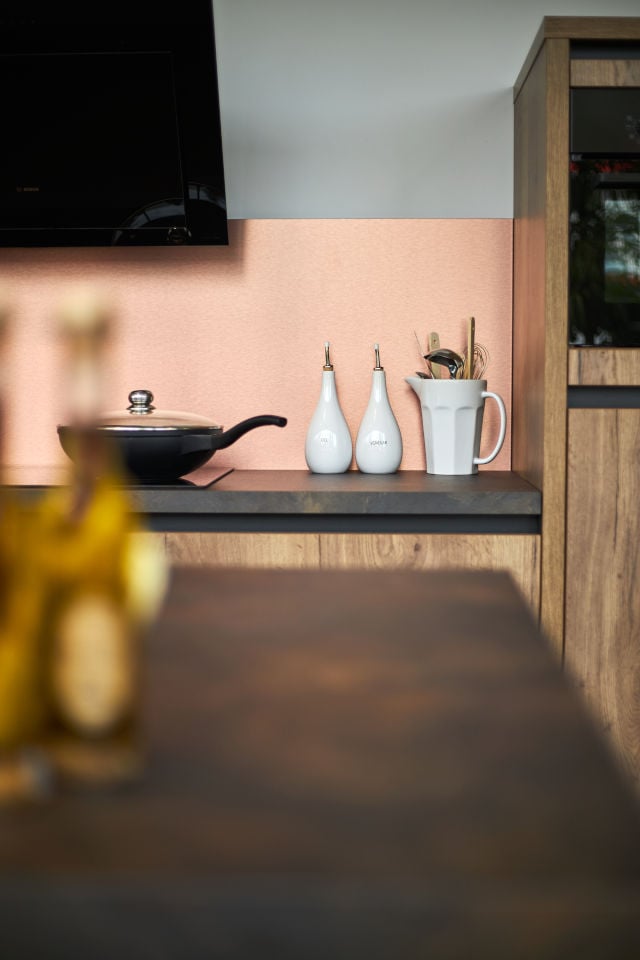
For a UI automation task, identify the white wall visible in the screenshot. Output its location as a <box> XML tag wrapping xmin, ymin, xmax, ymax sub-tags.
<box><xmin>212</xmin><ymin>0</ymin><xmax>640</xmax><ymax>218</ymax></box>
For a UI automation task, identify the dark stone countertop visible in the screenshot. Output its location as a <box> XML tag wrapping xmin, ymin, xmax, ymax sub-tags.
<box><xmin>3</xmin><ymin>467</ymin><xmax>541</xmax><ymax>534</ymax></box>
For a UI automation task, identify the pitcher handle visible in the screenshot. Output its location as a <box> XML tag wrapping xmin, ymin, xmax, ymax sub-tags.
<box><xmin>474</xmin><ymin>391</ymin><xmax>507</xmax><ymax>465</ymax></box>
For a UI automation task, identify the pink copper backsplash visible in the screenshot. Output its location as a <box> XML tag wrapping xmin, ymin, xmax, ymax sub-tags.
<box><xmin>1</xmin><ymin>218</ymin><xmax>512</xmax><ymax>472</ymax></box>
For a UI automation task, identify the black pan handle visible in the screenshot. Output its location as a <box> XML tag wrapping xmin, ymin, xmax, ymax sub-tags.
<box><xmin>212</xmin><ymin>415</ymin><xmax>287</xmax><ymax>451</ymax></box>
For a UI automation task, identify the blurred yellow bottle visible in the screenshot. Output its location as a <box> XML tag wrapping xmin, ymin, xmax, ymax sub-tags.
<box><xmin>33</xmin><ymin>290</ymin><xmax>167</xmax><ymax>786</ymax></box>
<box><xmin>0</xmin><ymin>295</ymin><xmax>52</xmax><ymax>801</ymax></box>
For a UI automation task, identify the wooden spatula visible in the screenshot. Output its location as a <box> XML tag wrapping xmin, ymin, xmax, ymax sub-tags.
<box><xmin>466</xmin><ymin>316</ymin><xmax>475</xmax><ymax>379</ymax></box>
<box><xmin>428</xmin><ymin>331</ymin><xmax>441</xmax><ymax>379</ymax></box>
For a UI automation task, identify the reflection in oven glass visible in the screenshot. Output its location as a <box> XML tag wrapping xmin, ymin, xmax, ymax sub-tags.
<box><xmin>604</xmin><ymin>198</ymin><xmax>640</xmax><ymax>305</ymax></box>
<box><xmin>569</xmin><ymin>159</ymin><xmax>640</xmax><ymax>346</ymax></box>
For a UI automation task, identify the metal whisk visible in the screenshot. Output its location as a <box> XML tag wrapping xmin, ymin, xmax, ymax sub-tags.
<box><xmin>468</xmin><ymin>342</ymin><xmax>490</xmax><ymax>379</ymax></box>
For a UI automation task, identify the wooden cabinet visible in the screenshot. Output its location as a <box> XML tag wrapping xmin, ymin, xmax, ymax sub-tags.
<box><xmin>319</xmin><ymin>534</ymin><xmax>540</xmax><ymax>612</ymax></box>
<box><xmin>568</xmin><ymin>349</ymin><xmax>640</xmax><ymax>387</ymax></box>
<box><xmin>565</xmin><ymin>409</ymin><xmax>640</xmax><ymax>787</ymax></box>
<box><xmin>513</xmin><ymin>18</ymin><xmax>570</xmax><ymax>653</ymax></box>
<box><xmin>514</xmin><ymin>17</ymin><xmax>640</xmax><ymax>786</ymax></box>
<box><xmin>163</xmin><ymin>532</ymin><xmax>320</xmax><ymax>570</ymax></box>
<box><xmin>157</xmin><ymin>532</ymin><xmax>540</xmax><ymax>614</ymax></box>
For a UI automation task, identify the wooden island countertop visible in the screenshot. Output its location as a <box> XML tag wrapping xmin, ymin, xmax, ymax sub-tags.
<box><xmin>1</xmin><ymin>566</ymin><xmax>639</xmax><ymax>958</ymax></box>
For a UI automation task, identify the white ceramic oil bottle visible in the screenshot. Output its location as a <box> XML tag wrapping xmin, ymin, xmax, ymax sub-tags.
<box><xmin>355</xmin><ymin>343</ymin><xmax>402</xmax><ymax>474</ymax></box>
<box><xmin>305</xmin><ymin>341</ymin><xmax>353</xmax><ymax>473</ymax></box>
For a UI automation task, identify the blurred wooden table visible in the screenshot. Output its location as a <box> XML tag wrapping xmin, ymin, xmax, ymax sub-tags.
<box><xmin>1</xmin><ymin>567</ymin><xmax>640</xmax><ymax>959</ymax></box>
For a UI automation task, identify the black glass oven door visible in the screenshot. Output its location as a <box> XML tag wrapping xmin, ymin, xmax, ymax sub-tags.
<box><xmin>570</xmin><ymin>160</ymin><xmax>640</xmax><ymax>346</ymax></box>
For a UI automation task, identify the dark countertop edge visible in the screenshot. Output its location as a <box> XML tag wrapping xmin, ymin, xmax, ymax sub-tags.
<box><xmin>3</xmin><ymin>469</ymin><xmax>542</xmax><ymax>519</ymax></box>
<box><xmin>142</xmin><ymin>514</ymin><xmax>541</xmax><ymax>534</ymax></box>
<box><xmin>130</xmin><ymin>491</ymin><xmax>541</xmax><ymax>517</ymax></box>
<box><xmin>133</xmin><ymin>469</ymin><xmax>541</xmax><ymax>518</ymax></box>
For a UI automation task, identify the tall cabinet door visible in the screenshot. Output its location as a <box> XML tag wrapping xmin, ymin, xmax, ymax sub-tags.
<box><xmin>565</xmin><ymin>407</ymin><xmax>640</xmax><ymax>786</ymax></box>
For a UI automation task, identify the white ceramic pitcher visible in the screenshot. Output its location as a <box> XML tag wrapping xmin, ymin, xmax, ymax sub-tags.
<box><xmin>405</xmin><ymin>377</ymin><xmax>506</xmax><ymax>475</ymax></box>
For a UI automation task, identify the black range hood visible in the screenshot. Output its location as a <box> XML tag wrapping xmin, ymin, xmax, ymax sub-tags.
<box><xmin>0</xmin><ymin>0</ymin><xmax>228</xmax><ymax>246</ymax></box>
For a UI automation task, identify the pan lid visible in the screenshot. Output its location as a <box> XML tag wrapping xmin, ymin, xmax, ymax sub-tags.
<box><xmin>98</xmin><ymin>389</ymin><xmax>221</xmax><ymax>431</ymax></box>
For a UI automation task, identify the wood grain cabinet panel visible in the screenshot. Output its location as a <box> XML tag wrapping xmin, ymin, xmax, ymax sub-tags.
<box><xmin>568</xmin><ymin>348</ymin><xmax>640</xmax><ymax>386</ymax></box>
<box><xmin>565</xmin><ymin>409</ymin><xmax>640</xmax><ymax>787</ymax></box>
<box><xmin>513</xmin><ymin>35</ymin><xmax>569</xmax><ymax>654</ymax></box>
<box><xmin>156</xmin><ymin>532</ymin><xmax>540</xmax><ymax>618</ymax></box>
<box><xmin>318</xmin><ymin>534</ymin><xmax>540</xmax><ymax>615</ymax></box>
<box><xmin>514</xmin><ymin>17</ymin><xmax>640</xmax><ymax>789</ymax></box>
<box><xmin>570</xmin><ymin>59</ymin><xmax>640</xmax><ymax>86</ymax></box>
<box><xmin>163</xmin><ymin>532</ymin><xmax>321</xmax><ymax>569</ymax></box>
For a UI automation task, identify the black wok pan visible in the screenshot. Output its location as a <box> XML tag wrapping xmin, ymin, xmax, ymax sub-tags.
<box><xmin>58</xmin><ymin>389</ymin><xmax>287</xmax><ymax>482</ymax></box>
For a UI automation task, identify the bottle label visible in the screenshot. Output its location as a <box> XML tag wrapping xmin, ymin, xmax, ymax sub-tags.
<box><xmin>51</xmin><ymin>593</ymin><xmax>134</xmax><ymax>737</ymax></box>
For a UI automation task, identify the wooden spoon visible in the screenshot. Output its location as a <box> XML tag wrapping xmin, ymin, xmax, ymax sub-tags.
<box><xmin>466</xmin><ymin>316</ymin><xmax>475</xmax><ymax>379</ymax></box>
<box><xmin>428</xmin><ymin>332</ymin><xmax>441</xmax><ymax>379</ymax></box>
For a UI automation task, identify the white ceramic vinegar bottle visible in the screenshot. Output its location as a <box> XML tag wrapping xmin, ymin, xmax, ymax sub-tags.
<box><xmin>355</xmin><ymin>343</ymin><xmax>403</xmax><ymax>474</ymax></box>
<box><xmin>305</xmin><ymin>342</ymin><xmax>353</xmax><ymax>474</ymax></box>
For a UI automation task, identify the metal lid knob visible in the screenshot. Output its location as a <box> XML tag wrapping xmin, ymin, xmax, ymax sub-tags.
<box><xmin>127</xmin><ymin>389</ymin><xmax>155</xmax><ymax>415</ymax></box>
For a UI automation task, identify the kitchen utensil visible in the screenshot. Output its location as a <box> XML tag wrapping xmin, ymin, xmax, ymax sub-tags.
<box><xmin>423</xmin><ymin>348</ymin><xmax>464</xmax><ymax>380</ymax></box>
<box><xmin>58</xmin><ymin>389</ymin><xmax>287</xmax><ymax>482</ymax></box>
<box><xmin>414</xmin><ymin>330</ymin><xmax>429</xmax><ymax>372</ymax></box>
<box><xmin>428</xmin><ymin>332</ymin><xmax>442</xmax><ymax>379</ymax></box>
<box><xmin>465</xmin><ymin>317</ymin><xmax>475</xmax><ymax>379</ymax></box>
<box><xmin>471</xmin><ymin>342</ymin><xmax>490</xmax><ymax>380</ymax></box>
